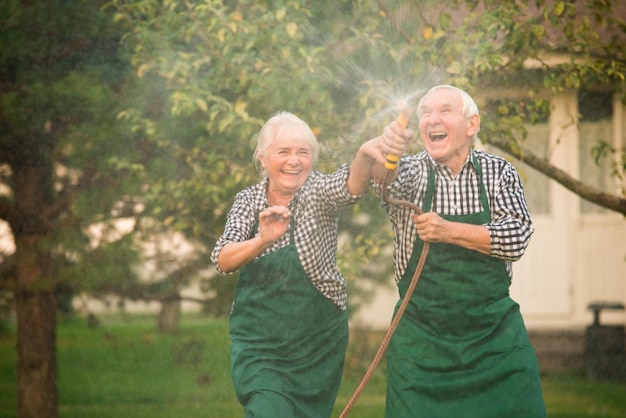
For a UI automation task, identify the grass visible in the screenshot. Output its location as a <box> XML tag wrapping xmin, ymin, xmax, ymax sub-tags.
<box><xmin>1</xmin><ymin>314</ymin><xmax>625</xmax><ymax>417</ymax></box>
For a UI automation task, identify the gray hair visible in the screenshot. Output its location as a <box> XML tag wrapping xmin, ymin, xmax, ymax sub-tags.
<box><xmin>253</xmin><ymin>111</ymin><xmax>320</xmax><ymax>175</ymax></box>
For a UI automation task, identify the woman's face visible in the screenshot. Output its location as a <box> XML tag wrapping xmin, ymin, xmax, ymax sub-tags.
<box><xmin>260</xmin><ymin>134</ymin><xmax>313</xmax><ymax>199</ymax></box>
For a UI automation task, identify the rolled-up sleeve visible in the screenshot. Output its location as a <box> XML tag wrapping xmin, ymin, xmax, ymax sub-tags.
<box><xmin>486</xmin><ymin>164</ymin><xmax>534</xmax><ymax>261</ymax></box>
<box><xmin>317</xmin><ymin>163</ymin><xmax>363</xmax><ymax>207</ymax></box>
<box><xmin>210</xmin><ymin>190</ymin><xmax>258</xmax><ymax>274</ymax></box>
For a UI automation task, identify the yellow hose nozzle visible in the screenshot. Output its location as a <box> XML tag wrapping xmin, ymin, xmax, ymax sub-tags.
<box><xmin>384</xmin><ymin>106</ymin><xmax>411</xmax><ymax>170</ymax></box>
<box><xmin>396</xmin><ymin>107</ymin><xmax>411</xmax><ymax>130</ymax></box>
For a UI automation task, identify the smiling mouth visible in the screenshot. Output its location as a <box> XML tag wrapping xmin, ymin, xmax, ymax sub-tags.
<box><xmin>429</xmin><ymin>132</ymin><xmax>448</xmax><ymax>141</ymax></box>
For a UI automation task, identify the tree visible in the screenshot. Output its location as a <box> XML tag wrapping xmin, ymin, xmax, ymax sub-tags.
<box><xmin>0</xmin><ymin>1</ymin><xmax>367</xmax><ymax>415</ymax></box>
<box><xmin>117</xmin><ymin>0</ymin><xmax>626</xmax><ymax>266</ymax></box>
<box><xmin>105</xmin><ymin>0</ymin><xmax>359</xmax><ymax>316</ymax></box>
<box><xmin>106</xmin><ymin>0</ymin><xmax>626</xmax><ymax>320</ymax></box>
<box><xmin>0</xmin><ymin>1</ymin><xmax>142</xmax><ymax>416</ymax></box>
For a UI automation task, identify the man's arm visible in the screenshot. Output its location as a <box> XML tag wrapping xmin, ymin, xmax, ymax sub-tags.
<box><xmin>412</xmin><ymin>213</ymin><xmax>491</xmax><ymax>255</ymax></box>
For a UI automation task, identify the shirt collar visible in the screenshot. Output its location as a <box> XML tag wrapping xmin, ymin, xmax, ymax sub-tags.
<box><xmin>426</xmin><ymin>148</ymin><xmax>477</xmax><ymax>178</ymax></box>
<box><xmin>261</xmin><ymin>176</ymin><xmax>302</xmax><ymax>209</ymax></box>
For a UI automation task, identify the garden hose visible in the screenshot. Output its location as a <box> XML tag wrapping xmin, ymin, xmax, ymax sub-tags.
<box><xmin>339</xmin><ymin>107</ymin><xmax>430</xmax><ymax>417</ymax></box>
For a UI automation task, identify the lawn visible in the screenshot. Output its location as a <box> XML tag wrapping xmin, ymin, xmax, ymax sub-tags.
<box><xmin>1</xmin><ymin>314</ymin><xmax>625</xmax><ymax>417</ymax></box>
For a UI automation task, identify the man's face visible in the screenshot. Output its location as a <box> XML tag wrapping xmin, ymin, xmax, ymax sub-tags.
<box><xmin>417</xmin><ymin>88</ymin><xmax>479</xmax><ymax>173</ymax></box>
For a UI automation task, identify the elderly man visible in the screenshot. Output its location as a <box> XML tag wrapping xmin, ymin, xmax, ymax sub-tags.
<box><xmin>359</xmin><ymin>85</ymin><xmax>546</xmax><ymax>417</ymax></box>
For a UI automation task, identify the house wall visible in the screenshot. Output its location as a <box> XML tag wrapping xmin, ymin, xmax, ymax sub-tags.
<box><xmin>517</xmin><ymin>91</ymin><xmax>626</xmax><ymax>330</ymax></box>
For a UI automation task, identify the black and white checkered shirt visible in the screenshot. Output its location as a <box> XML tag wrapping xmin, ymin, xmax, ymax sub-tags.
<box><xmin>374</xmin><ymin>149</ymin><xmax>534</xmax><ymax>284</ymax></box>
<box><xmin>211</xmin><ymin>164</ymin><xmax>361</xmax><ymax>310</ymax></box>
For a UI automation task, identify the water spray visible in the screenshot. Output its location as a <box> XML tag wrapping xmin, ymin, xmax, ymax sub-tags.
<box><xmin>339</xmin><ymin>105</ymin><xmax>429</xmax><ymax>418</ymax></box>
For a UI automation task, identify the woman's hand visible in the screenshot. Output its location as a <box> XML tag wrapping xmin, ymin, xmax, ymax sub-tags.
<box><xmin>380</xmin><ymin>120</ymin><xmax>413</xmax><ymax>163</ymax></box>
<box><xmin>258</xmin><ymin>206</ymin><xmax>291</xmax><ymax>245</ymax></box>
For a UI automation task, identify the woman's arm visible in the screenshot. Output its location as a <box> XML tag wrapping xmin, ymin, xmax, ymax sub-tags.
<box><xmin>216</xmin><ymin>206</ymin><xmax>291</xmax><ymax>273</ymax></box>
<box><xmin>347</xmin><ymin>121</ymin><xmax>412</xmax><ymax>196</ymax></box>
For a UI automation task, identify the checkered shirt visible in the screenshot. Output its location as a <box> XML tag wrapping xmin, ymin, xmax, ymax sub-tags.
<box><xmin>374</xmin><ymin>149</ymin><xmax>534</xmax><ymax>284</ymax></box>
<box><xmin>211</xmin><ymin>164</ymin><xmax>361</xmax><ymax>310</ymax></box>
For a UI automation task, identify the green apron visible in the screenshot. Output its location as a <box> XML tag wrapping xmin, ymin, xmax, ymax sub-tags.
<box><xmin>229</xmin><ymin>215</ymin><xmax>348</xmax><ymax>418</ymax></box>
<box><xmin>385</xmin><ymin>157</ymin><xmax>546</xmax><ymax>418</ymax></box>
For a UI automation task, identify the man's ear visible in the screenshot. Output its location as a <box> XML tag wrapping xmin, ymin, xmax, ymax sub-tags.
<box><xmin>466</xmin><ymin>114</ymin><xmax>480</xmax><ymax>137</ymax></box>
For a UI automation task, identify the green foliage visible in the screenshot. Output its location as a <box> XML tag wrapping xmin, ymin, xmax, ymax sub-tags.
<box><xmin>101</xmin><ymin>0</ymin><xmax>626</xmax><ymax>311</ymax></box>
<box><xmin>2</xmin><ymin>0</ymin><xmax>625</xmax><ymax>316</ymax></box>
<box><xmin>0</xmin><ymin>0</ymin><xmax>141</xmax><ymax>270</ymax></box>
<box><xmin>107</xmin><ymin>0</ymin><xmax>340</xmax><ymax>240</ymax></box>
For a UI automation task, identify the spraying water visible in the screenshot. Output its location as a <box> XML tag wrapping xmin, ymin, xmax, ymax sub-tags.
<box><xmin>307</xmin><ymin>31</ymin><xmax>447</xmax><ymax>168</ymax></box>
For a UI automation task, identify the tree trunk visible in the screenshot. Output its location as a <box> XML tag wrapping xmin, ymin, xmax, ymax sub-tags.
<box><xmin>158</xmin><ymin>297</ymin><xmax>181</xmax><ymax>333</ymax></box>
<box><xmin>11</xmin><ymin>153</ymin><xmax>60</xmax><ymax>418</ymax></box>
<box><xmin>16</xmin><ymin>294</ymin><xmax>58</xmax><ymax>418</ymax></box>
<box><xmin>15</xmin><ymin>235</ymin><xmax>58</xmax><ymax>418</ymax></box>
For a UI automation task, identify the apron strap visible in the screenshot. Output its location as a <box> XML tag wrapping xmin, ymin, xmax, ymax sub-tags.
<box><xmin>423</xmin><ymin>151</ymin><xmax>489</xmax><ymax>217</ymax></box>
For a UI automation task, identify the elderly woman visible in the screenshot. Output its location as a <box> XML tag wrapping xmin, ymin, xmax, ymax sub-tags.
<box><xmin>211</xmin><ymin>111</ymin><xmax>408</xmax><ymax>417</ymax></box>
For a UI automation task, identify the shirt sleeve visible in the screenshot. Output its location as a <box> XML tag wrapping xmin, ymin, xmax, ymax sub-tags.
<box><xmin>210</xmin><ymin>189</ymin><xmax>257</xmax><ymax>274</ymax></box>
<box><xmin>485</xmin><ymin>163</ymin><xmax>535</xmax><ymax>261</ymax></box>
<box><xmin>316</xmin><ymin>163</ymin><xmax>363</xmax><ymax>208</ymax></box>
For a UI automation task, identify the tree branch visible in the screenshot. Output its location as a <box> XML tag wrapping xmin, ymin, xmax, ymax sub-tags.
<box><xmin>486</xmin><ymin>137</ymin><xmax>626</xmax><ymax>216</ymax></box>
<box><xmin>376</xmin><ymin>0</ymin><xmax>415</xmax><ymax>45</ymax></box>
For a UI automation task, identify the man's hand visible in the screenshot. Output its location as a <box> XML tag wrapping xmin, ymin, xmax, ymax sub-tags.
<box><xmin>411</xmin><ymin>212</ymin><xmax>492</xmax><ymax>255</ymax></box>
